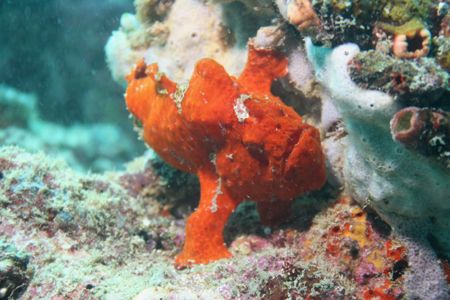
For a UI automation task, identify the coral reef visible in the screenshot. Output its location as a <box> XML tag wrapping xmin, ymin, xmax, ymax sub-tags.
<box><xmin>0</xmin><ymin>84</ymin><xmax>141</xmax><ymax>172</ymax></box>
<box><xmin>275</xmin><ymin>0</ymin><xmax>381</xmax><ymax>48</ymax></box>
<box><xmin>102</xmin><ymin>0</ymin><xmax>450</xmax><ymax>297</ymax></box>
<box><xmin>0</xmin><ymin>146</ymin><xmax>183</xmax><ymax>299</ymax></box>
<box><xmin>390</xmin><ymin>107</ymin><xmax>450</xmax><ymax>169</ymax></box>
<box><xmin>1</xmin><ymin>0</ymin><xmax>449</xmax><ymax>298</ymax></box>
<box><xmin>275</xmin><ymin>0</ymin><xmax>447</xmax><ymax>64</ymax></box>
<box><xmin>125</xmin><ymin>41</ymin><xmax>326</xmax><ymax>265</ymax></box>
<box><xmin>306</xmin><ymin>41</ymin><xmax>449</xmax><ymax>297</ymax></box>
<box><xmin>1</xmin><ymin>147</ymin><xmax>422</xmax><ymax>299</ymax></box>
<box><xmin>348</xmin><ymin>50</ymin><xmax>449</xmax><ymax>105</ymax></box>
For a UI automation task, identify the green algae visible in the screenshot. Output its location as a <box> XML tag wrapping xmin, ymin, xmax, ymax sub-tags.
<box><xmin>379</xmin><ymin>18</ymin><xmax>426</xmax><ymax>35</ymax></box>
<box><xmin>381</xmin><ymin>0</ymin><xmax>432</xmax><ymax>25</ymax></box>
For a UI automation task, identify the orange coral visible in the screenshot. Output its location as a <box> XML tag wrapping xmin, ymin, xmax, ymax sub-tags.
<box><xmin>125</xmin><ymin>43</ymin><xmax>326</xmax><ymax>266</ymax></box>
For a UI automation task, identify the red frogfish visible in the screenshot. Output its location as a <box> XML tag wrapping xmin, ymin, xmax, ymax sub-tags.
<box><xmin>125</xmin><ymin>42</ymin><xmax>327</xmax><ymax>266</ymax></box>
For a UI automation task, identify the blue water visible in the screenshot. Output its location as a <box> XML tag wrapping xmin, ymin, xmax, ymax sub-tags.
<box><xmin>0</xmin><ymin>1</ymin><xmax>144</xmax><ymax>172</ymax></box>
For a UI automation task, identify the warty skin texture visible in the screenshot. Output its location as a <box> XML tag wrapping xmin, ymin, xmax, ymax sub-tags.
<box><xmin>125</xmin><ymin>44</ymin><xmax>326</xmax><ymax>266</ymax></box>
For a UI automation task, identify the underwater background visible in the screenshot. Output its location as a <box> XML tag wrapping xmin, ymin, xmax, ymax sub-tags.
<box><xmin>1</xmin><ymin>0</ymin><xmax>144</xmax><ymax>173</ymax></box>
<box><xmin>1</xmin><ymin>0</ymin><xmax>449</xmax><ymax>299</ymax></box>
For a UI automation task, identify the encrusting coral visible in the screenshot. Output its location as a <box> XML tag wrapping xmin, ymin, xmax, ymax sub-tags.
<box><xmin>125</xmin><ymin>40</ymin><xmax>327</xmax><ymax>266</ymax></box>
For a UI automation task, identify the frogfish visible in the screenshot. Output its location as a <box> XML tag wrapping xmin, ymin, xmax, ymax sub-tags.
<box><xmin>125</xmin><ymin>42</ymin><xmax>327</xmax><ymax>266</ymax></box>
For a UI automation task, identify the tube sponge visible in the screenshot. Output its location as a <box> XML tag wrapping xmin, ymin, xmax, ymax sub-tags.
<box><xmin>306</xmin><ymin>39</ymin><xmax>450</xmax><ymax>258</ymax></box>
